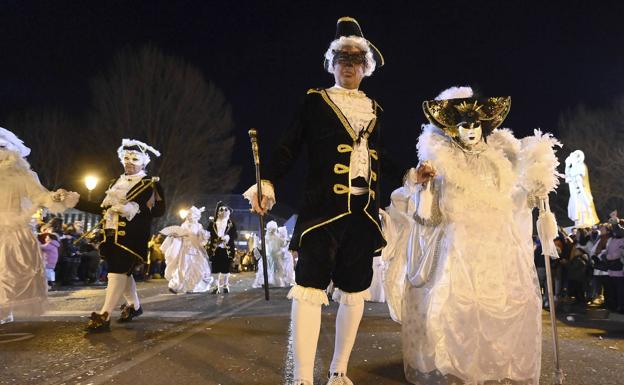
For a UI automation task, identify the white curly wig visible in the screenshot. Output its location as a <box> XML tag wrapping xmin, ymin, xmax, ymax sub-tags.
<box><xmin>324</xmin><ymin>36</ymin><xmax>376</xmax><ymax>77</ymax></box>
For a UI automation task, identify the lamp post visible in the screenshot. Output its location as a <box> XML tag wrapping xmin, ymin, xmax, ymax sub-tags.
<box><xmin>178</xmin><ymin>209</ymin><xmax>189</xmax><ymax>220</ymax></box>
<box><xmin>84</xmin><ymin>175</ymin><xmax>98</xmax><ymax>201</ymax></box>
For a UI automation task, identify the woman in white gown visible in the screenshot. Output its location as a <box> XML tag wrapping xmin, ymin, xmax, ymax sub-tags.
<box><xmin>379</xmin><ymin>168</ymin><xmax>419</xmax><ymax>319</ymax></box>
<box><xmin>0</xmin><ymin>127</ymin><xmax>78</xmax><ymax>323</ymax></box>
<box><xmin>161</xmin><ymin>206</ymin><xmax>213</xmax><ymax>293</ymax></box>
<box><xmin>253</xmin><ymin>221</ymin><xmax>295</xmax><ymax>288</ymax></box>
<box><xmin>402</xmin><ymin>87</ymin><xmax>561</xmax><ymax>385</ymax></box>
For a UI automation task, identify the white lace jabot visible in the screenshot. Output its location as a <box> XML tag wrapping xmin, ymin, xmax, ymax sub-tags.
<box><xmin>326</xmin><ymin>85</ymin><xmax>375</xmax><ymax>182</ymax></box>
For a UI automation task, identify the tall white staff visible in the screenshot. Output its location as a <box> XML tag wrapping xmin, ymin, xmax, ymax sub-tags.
<box><xmin>537</xmin><ymin>197</ymin><xmax>564</xmax><ymax>384</ymax></box>
<box><xmin>249</xmin><ymin>128</ymin><xmax>270</xmax><ymax>301</ymax></box>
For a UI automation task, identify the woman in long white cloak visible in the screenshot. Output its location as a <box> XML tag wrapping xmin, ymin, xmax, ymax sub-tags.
<box><xmin>253</xmin><ymin>221</ymin><xmax>295</xmax><ymax>288</ymax></box>
<box><xmin>0</xmin><ymin>127</ymin><xmax>78</xmax><ymax>323</ymax></box>
<box><xmin>161</xmin><ymin>206</ymin><xmax>213</xmax><ymax>293</ymax></box>
<box><xmin>402</xmin><ymin>87</ymin><xmax>560</xmax><ymax>385</ymax></box>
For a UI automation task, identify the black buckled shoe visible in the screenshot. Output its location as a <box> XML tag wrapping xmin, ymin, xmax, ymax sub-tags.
<box><xmin>223</xmin><ymin>286</ymin><xmax>230</xmax><ymax>294</ymax></box>
<box><xmin>118</xmin><ymin>304</ymin><xmax>143</xmax><ymax>323</ymax></box>
<box><xmin>85</xmin><ymin>312</ymin><xmax>111</xmax><ymax>332</ymax></box>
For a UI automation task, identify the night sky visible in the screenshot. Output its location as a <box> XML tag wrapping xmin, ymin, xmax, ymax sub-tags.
<box><xmin>2</xmin><ymin>0</ymin><xmax>624</xmax><ymax>208</ymax></box>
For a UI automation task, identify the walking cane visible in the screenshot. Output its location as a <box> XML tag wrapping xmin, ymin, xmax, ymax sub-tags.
<box><xmin>249</xmin><ymin>128</ymin><xmax>270</xmax><ymax>301</ymax></box>
<box><xmin>537</xmin><ymin>197</ymin><xmax>564</xmax><ymax>384</ymax></box>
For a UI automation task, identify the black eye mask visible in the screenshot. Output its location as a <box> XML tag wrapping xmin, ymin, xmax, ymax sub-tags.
<box><xmin>332</xmin><ymin>50</ymin><xmax>367</xmax><ymax>66</ymax></box>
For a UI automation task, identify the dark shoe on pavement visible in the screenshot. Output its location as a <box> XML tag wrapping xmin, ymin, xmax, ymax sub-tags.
<box><xmin>209</xmin><ymin>287</ymin><xmax>221</xmax><ymax>294</ymax></box>
<box><xmin>223</xmin><ymin>286</ymin><xmax>230</xmax><ymax>294</ymax></box>
<box><xmin>168</xmin><ymin>288</ymin><xmax>178</xmax><ymax>294</ymax></box>
<box><xmin>85</xmin><ymin>312</ymin><xmax>110</xmax><ymax>332</ymax></box>
<box><xmin>118</xmin><ymin>304</ymin><xmax>143</xmax><ymax>323</ymax></box>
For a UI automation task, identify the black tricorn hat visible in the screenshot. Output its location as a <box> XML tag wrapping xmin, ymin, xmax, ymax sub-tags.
<box><xmin>213</xmin><ymin>201</ymin><xmax>232</xmax><ymax>219</ymax></box>
<box><xmin>324</xmin><ymin>16</ymin><xmax>384</xmax><ymax>70</ymax></box>
<box><xmin>422</xmin><ymin>96</ymin><xmax>512</xmax><ymax>138</ymax></box>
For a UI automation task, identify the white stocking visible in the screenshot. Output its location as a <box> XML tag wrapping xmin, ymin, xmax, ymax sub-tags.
<box><xmin>123</xmin><ymin>275</ymin><xmax>140</xmax><ymax>309</ymax></box>
<box><xmin>223</xmin><ymin>273</ymin><xmax>230</xmax><ymax>287</ymax></box>
<box><xmin>291</xmin><ymin>298</ymin><xmax>322</xmax><ymax>383</ymax></box>
<box><xmin>329</xmin><ymin>295</ymin><xmax>365</xmax><ymax>374</ymax></box>
<box><xmin>100</xmin><ymin>273</ymin><xmax>128</xmax><ymax>319</ymax></box>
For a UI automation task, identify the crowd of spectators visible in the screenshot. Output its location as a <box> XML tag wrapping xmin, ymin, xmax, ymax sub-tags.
<box><xmin>34</xmin><ymin>216</ymin><xmax>257</xmax><ymax>290</ymax></box>
<box><xmin>534</xmin><ymin>214</ymin><xmax>624</xmax><ymax>314</ymax></box>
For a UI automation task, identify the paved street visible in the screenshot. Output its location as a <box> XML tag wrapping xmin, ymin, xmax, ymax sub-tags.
<box><xmin>1</xmin><ymin>273</ymin><xmax>622</xmax><ymax>385</ymax></box>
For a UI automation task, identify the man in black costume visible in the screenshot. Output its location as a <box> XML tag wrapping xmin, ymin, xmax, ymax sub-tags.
<box><xmin>77</xmin><ymin>139</ymin><xmax>165</xmax><ymax>332</ymax></box>
<box><xmin>206</xmin><ymin>201</ymin><xmax>237</xmax><ymax>294</ymax></box>
<box><xmin>244</xmin><ymin>17</ymin><xmax>385</xmax><ymax>385</ymax></box>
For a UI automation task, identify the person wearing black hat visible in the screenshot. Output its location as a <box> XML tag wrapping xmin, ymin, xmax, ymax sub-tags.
<box><xmin>244</xmin><ymin>16</ymin><xmax>384</xmax><ymax>385</ymax></box>
<box><xmin>206</xmin><ymin>201</ymin><xmax>237</xmax><ymax>294</ymax></box>
<box><xmin>75</xmin><ymin>138</ymin><xmax>166</xmax><ymax>332</ymax></box>
<box><xmin>401</xmin><ymin>87</ymin><xmax>561</xmax><ymax>384</ymax></box>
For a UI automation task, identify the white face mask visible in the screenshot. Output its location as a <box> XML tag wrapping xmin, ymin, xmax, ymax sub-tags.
<box><xmin>122</xmin><ymin>151</ymin><xmax>148</xmax><ymax>167</ymax></box>
<box><xmin>217</xmin><ymin>207</ymin><xmax>230</xmax><ymax>220</ymax></box>
<box><xmin>457</xmin><ymin>122</ymin><xmax>483</xmax><ymax>147</ymax></box>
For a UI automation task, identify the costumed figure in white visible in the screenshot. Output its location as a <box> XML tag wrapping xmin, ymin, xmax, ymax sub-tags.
<box><xmin>565</xmin><ymin>150</ymin><xmax>599</xmax><ymax>227</ymax></box>
<box><xmin>77</xmin><ymin>139</ymin><xmax>165</xmax><ymax>332</ymax></box>
<box><xmin>253</xmin><ymin>221</ymin><xmax>295</xmax><ymax>288</ymax></box>
<box><xmin>244</xmin><ymin>17</ymin><xmax>386</xmax><ymax>385</ymax></box>
<box><xmin>161</xmin><ymin>206</ymin><xmax>213</xmax><ymax>293</ymax></box>
<box><xmin>378</xmin><ymin>168</ymin><xmax>420</xmax><ymax>320</ymax></box>
<box><xmin>402</xmin><ymin>87</ymin><xmax>561</xmax><ymax>385</ymax></box>
<box><xmin>206</xmin><ymin>201</ymin><xmax>237</xmax><ymax>294</ymax></box>
<box><xmin>0</xmin><ymin>127</ymin><xmax>78</xmax><ymax>324</ymax></box>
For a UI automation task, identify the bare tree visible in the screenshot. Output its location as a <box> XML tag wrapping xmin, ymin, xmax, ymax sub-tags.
<box><xmin>87</xmin><ymin>44</ymin><xmax>240</xmax><ymax>225</ymax></box>
<box><xmin>556</xmin><ymin>97</ymin><xmax>624</xmax><ymax>222</ymax></box>
<box><xmin>6</xmin><ymin>109</ymin><xmax>77</xmax><ymax>190</ymax></box>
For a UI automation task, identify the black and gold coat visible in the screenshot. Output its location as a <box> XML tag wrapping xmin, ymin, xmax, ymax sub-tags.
<box><xmin>206</xmin><ymin>219</ymin><xmax>237</xmax><ymax>259</ymax></box>
<box><xmin>76</xmin><ymin>176</ymin><xmax>166</xmax><ymax>274</ymax></box>
<box><xmin>264</xmin><ymin>88</ymin><xmax>385</xmax><ymax>252</ymax></box>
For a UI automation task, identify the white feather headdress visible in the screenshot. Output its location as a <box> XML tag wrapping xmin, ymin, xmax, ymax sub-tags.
<box><xmin>0</xmin><ymin>127</ymin><xmax>31</xmax><ymax>157</ymax></box>
<box><xmin>117</xmin><ymin>138</ymin><xmax>161</xmax><ymax>166</ymax></box>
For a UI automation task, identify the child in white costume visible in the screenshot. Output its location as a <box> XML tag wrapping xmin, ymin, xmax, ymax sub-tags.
<box><xmin>402</xmin><ymin>87</ymin><xmax>561</xmax><ymax>385</ymax></box>
<box><xmin>161</xmin><ymin>206</ymin><xmax>213</xmax><ymax>293</ymax></box>
<box><xmin>0</xmin><ymin>127</ymin><xmax>78</xmax><ymax>324</ymax></box>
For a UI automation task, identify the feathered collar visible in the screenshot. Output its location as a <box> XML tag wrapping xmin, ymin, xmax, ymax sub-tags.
<box><xmin>416</xmin><ymin>124</ymin><xmax>516</xmax><ymax>197</ymax></box>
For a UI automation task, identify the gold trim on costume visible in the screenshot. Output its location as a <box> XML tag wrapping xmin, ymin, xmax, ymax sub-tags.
<box><xmin>337</xmin><ymin>144</ymin><xmax>353</xmax><ymax>153</ymax></box>
<box><xmin>337</xmin><ymin>16</ymin><xmax>359</xmax><ymax>25</ymax></box>
<box><xmin>371</xmin><ymin>171</ymin><xmax>377</xmax><ymax>181</ymax></box>
<box><xmin>369</xmin><ymin>149</ymin><xmax>378</xmax><ymax>160</ymax></box>
<box><xmin>118</xmin><ymin>231</ymin><xmax>126</xmax><ymax>236</ymax></box>
<box><xmin>320</xmin><ymin>90</ymin><xmax>357</xmax><ymax>141</ymax></box>
<box><xmin>333</xmin><ymin>184</ymin><xmax>350</xmax><ymax>194</ymax></box>
<box><xmin>334</xmin><ymin>164</ymin><xmax>350</xmax><ymax>174</ymax></box>
<box><xmin>299</xmin><ymin>212</ymin><xmax>351</xmax><ymax>247</ymax></box>
<box><xmin>118</xmin><ymin>221</ymin><xmax>126</xmax><ymax>227</ymax></box>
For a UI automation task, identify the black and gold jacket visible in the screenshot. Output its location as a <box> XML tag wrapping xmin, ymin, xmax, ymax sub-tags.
<box><xmin>264</xmin><ymin>88</ymin><xmax>385</xmax><ymax>252</ymax></box>
<box><xmin>75</xmin><ymin>176</ymin><xmax>166</xmax><ymax>269</ymax></box>
<box><xmin>206</xmin><ymin>219</ymin><xmax>237</xmax><ymax>259</ymax></box>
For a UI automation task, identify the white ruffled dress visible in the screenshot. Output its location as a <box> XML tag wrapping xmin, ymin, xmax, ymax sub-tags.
<box><xmin>0</xmin><ymin>154</ymin><xmax>77</xmax><ymax>317</ymax></box>
<box><xmin>161</xmin><ymin>221</ymin><xmax>213</xmax><ymax>293</ymax></box>
<box><xmin>402</xmin><ymin>126</ymin><xmax>560</xmax><ymax>385</ymax></box>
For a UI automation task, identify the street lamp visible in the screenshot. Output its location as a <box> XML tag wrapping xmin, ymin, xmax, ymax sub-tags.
<box><xmin>178</xmin><ymin>209</ymin><xmax>189</xmax><ymax>220</ymax></box>
<box><xmin>84</xmin><ymin>175</ymin><xmax>98</xmax><ymax>201</ymax></box>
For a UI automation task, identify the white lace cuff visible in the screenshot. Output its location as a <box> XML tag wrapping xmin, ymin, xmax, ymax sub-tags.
<box><xmin>287</xmin><ymin>285</ymin><xmax>329</xmax><ymax>306</ymax></box>
<box><xmin>242</xmin><ymin>180</ymin><xmax>276</xmax><ymax>210</ymax></box>
<box><xmin>44</xmin><ymin>190</ymin><xmax>80</xmax><ymax>213</ymax></box>
<box><xmin>113</xmin><ymin>202</ymin><xmax>140</xmax><ymax>221</ymax></box>
<box><xmin>332</xmin><ymin>288</ymin><xmax>371</xmax><ymax>305</ymax></box>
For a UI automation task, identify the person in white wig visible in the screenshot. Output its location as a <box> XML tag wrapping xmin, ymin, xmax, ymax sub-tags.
<box><xmin>244</xmin><ymin>16</ymin><xmax>385</xmax><ymax>385</ymax></box>
<box><xmin>76</xmin><ymin>138</ymin><xmax>165</xmax><ymax>332</ymax></box>
<box><xmin>160</xmin><ymin>206</ymin><xmax>213</xmax><ymax>293</ymax></box>
<box><xmin>402</xmin><ymin>87</ymin><xmax>561</xmax><ymax>384</ymax></box>
<box><xmin>252</xmin><ymin>221</ymin><xmax>295</xmax><ymax>288</ymax></box>
<box><xmin>0</xmin><ymin>127</ymin><xmax>78</xmax><ymax>324</ymax></box>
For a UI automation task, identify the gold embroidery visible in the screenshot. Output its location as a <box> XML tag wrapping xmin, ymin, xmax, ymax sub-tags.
<box><xmin>333</xmin><ymin>184</ymin><xmax>350</xmax><ymax>194</ymax></box>
<box><xmin>299</xmin><ymin>212</ymin><xmax>351</xmax><ymax>247</ymax></box>
<box><xmin>369</xmin><ymin>149</ymin><xmax>378</xmax><ymax>160</ymax></box>
<box><xmin>371</xmin><ymin>171</ymin><xmax>377</xmax><ymax>181</ymax></box>
<box><xmin>118</xmin><ymin>231</ymin><xmax>126</xmax><ymax>236</ymax></box>
<box><xmin>333</xmin><ymin>164</ymin><xmax>349</xmax><ymax>174</ymax></box>
<box><xmin>118</xmin><ymin>221</ymin><xmax>126</xmax><ymax>227</ymax></box>
<box><xmin>319</xmin><ymin>90</ymin><xmax>357</xmax><ymax>141</ymax></box>
<box><xmin>337</xmin><ymin>144</ymin><xmax>353</xmax><ymax>153</ymax></box>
